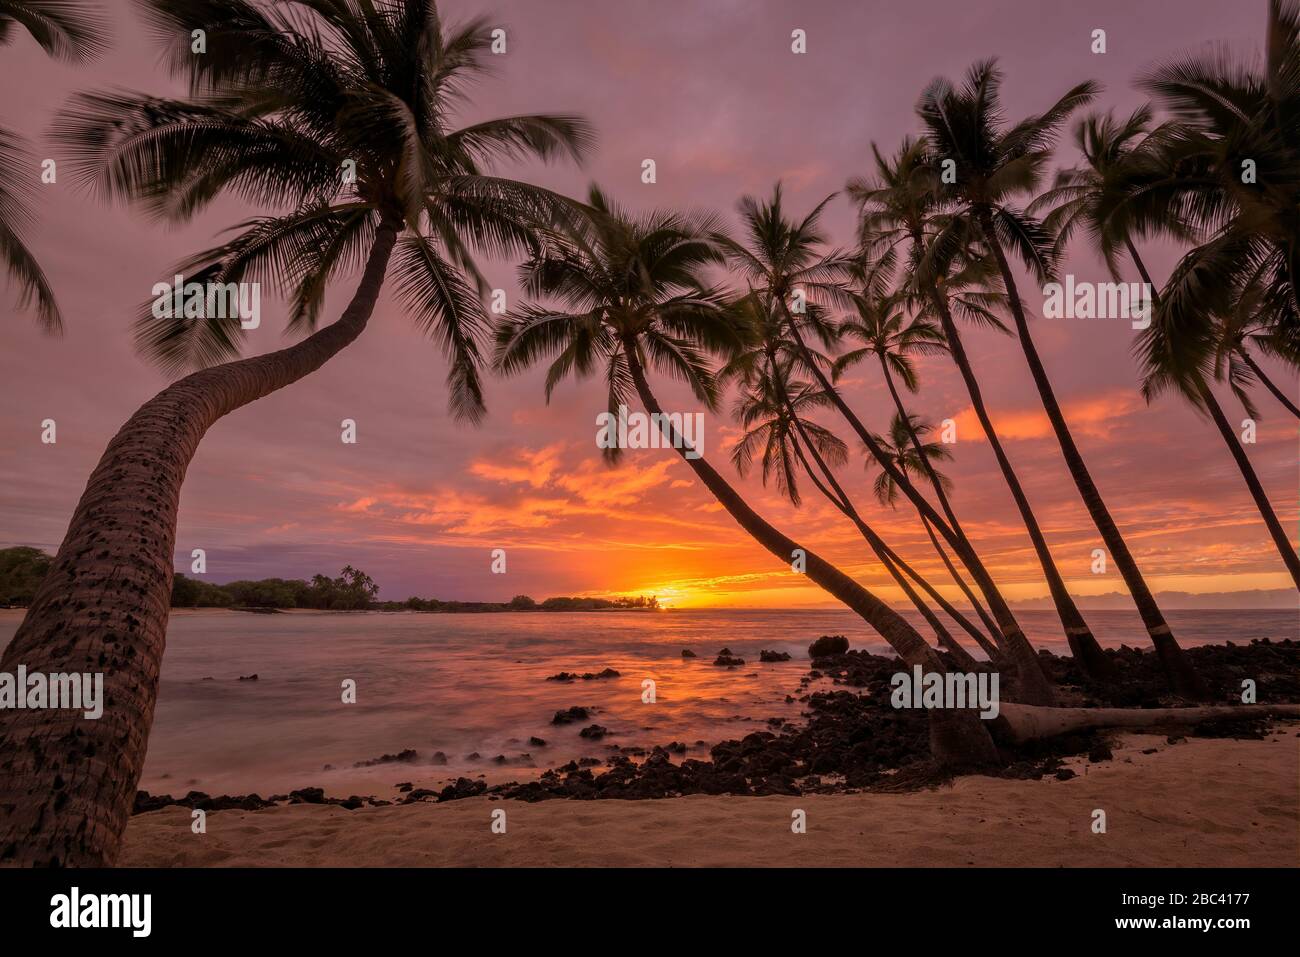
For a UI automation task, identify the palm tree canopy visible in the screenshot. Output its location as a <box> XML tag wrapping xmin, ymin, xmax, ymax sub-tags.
<box><xmin>718</xmin><ymin>288</ymin><xmax>838</xmax><ymax>391</ymax></box>
<box><xmin>865</xmin><ymin>411</ymin><xmax>953</xmax><ymax>506</ymax></box>
<box><xmin>730</xmin><ymin>365</ymin><xmax>847</xmax><ymax>507</ymax></box>
<box><xmin>1136</xmin><ymin>0</ymin><xmax>1300</xmax><ymax>402</ymax></box>
<box><xmin>0</xmin><ymin>131</ymin><xmax>63</xmax><ymax>332</ymax></box>
<box><xmin>833</xmin><ymin>291</ymin><xmax>947</xmax><ymax>390</ymax></box>
<box><xmin>493</xmin><ymin>184</ymin><xmax>740</xmax><ymax>462</ymax></box>
<box><xmin>1</xmin><ymin>0</ymin><xmax>106</xmax><ymax>333</ymax></box>
<box><xmin>715</xmin><ymin>181</ymin><xmax>853</xmax><ymax>315</ymax></box>
<box><xmin>53</xmin><ymin>0</ymin><xmax>593</xmax><ymax>422</ymax></box>
<box><xmin>850</xmin><ymin>137</ymin><xmax>1012</xmax><ymax>333</ymax></box>
<box><xmin>1031</xmin><ymin>104</ymin><xmax>1196</xmax><ymax>278</ymax></box>
<box><xmin>916</xmin><ymin>58</ymin><xmax>1097</xmax><ymax>283</ymax></box>
<box><xmin>0</xmin><ymin>0</ymin><xmax>106</xmax><ymax>61</ymax></box>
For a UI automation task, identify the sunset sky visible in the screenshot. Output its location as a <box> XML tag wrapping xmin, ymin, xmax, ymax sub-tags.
<box><xmin>1</xmin><ymin>0</ymin><xmax>1296</xmax><ymax>610</ymax></box>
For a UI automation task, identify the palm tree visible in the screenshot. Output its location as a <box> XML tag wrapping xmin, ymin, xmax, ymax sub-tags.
<box><xmin>856</xmin><ymin>140</ymin><xmax>1114</xmax><ymax>681</ymax></box>
<box><xmin>715</xmin><ymin>184</ymin><xmax>1058</xmax><ymax>705</ymax></box>
<box><xmin>917</xmin><ymin>62</ymin><xmax>1206</xmax><ymax>695</ymax></box>
<box><xmin>1033</xmin><ymin>105</ymin><xmax>1193</xmax><ymax>283</ymax></box>
<box><xmin>1131</xmin><ymin>0</ymin><xmax>1300</xmax><ymax>585</ymax></box>
<box><xmin>867</xmin><ymin>412</ymin><xmax>949</xmax><ymax>503</ymax></box>
<box><xmin>0</xmin><ymin>0</ymin><xmax>593</xmax><ymax>867</ymax></box>
<box><xmin>1215</xmin><ymin>296</ymin><xmax>1300</xmax><ymax>419</ymax></box>
<box><xmin>0</xmin><ymin>0</ymin><xmax>106</xmax><ymax>330</ymax></box>
<box><xmin>733</xmin><ymin>350</ymin><xmax>992</xmax><ymax>669</ymax></box>
<box><xmin>835</xmin><ymin>292</ymin><xmax>1004</xmax><ymax>649</ymax></box>
<box><xmin>494</xmin><ymin>185</ymin><xmax>1001</xmax><ymax>766</ymax></box>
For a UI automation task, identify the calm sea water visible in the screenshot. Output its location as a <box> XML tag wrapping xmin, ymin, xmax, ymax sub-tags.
<box><xmin>0</xmin><ymin>607</ymin><xmax>1294</xmax><ymax>799</ymax></box>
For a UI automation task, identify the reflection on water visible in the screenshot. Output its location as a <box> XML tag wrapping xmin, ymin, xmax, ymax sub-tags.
<box><xmin>0</xmin><ymin>607</ymin><xmax>1294</xmax><ymax>799</ymax></box>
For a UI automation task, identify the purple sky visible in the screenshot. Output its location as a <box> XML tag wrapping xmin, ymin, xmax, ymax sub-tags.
<box><xmin>1</xmin><ymin>0</ymin><xmax>1296</xmax><ymax>609</ymax></box>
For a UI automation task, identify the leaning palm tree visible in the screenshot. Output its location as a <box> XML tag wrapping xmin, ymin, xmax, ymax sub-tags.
<box><xmin>867</xmin><ymin>413</ymin><xmax>950</xmax><ymax>504</ymax></box>
<box><xmin>855</xmin><ymin>138</ymin><xmax>1113</xmax><ymax>684</ymax></box>
<box><xmin>1139</xmin><ymin>293</ymin><xmax>1300</xmax><ymax>590</ymax></box>
<box><xmin>917</xmin><ymin>61</ymin><xmax>1206</xmax><ymax>696</ymax></box>
<box><xmin>1215</xmin><ymin>294</ymin><xmax>1300</xmax><ymax>419</ymax></box>
<box><xmin>1032</xmin><ymin>105</ymin><xmax>1194</xmax><ymax>284</ymax></box>
<box><xmin>0</xmin><ymin>0</ymin><xmax>106</xmax><ymax>330</ymax></box>
<box><xmin>0</xmin><ymin>0</ymin><xmax>592</xmax><ymax>867</ymax></box>
<box><xmin>835</xmin><ymin>292</ymin><xmax>1003</xmax><ymax>649</ymax></box>
<box><xmin>494</xmin><ymin>185</ymin><xmax>1001</xmax><ymax>766</ymax></box>
<box><xmin>734</xmin><ymin>351</ymin><xmax>993</xmax><ymax>668</ymax></box>
<box><xmin>1131</xmin><ymin>0</ymin><xmax>1300</xmax><ymax>585</ymax></box>
<box><xmin>715</xmin><ymin>183</ymin><xmax>1058</xmax><ymax>705</ymax></box>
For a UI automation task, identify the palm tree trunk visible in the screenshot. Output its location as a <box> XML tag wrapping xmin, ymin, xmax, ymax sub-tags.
<box><xmin>785</xmin><ymin>414</ymin><xmax>983</xmax><ymax>671</ymax></box>
<box><xmin>779</xmin><ymin>304</ymin><xmax>1057</xmax><ymax>705</ymax></box>
<box><xmin>921</xmin><ymin>274</ymin><xmax>1114</xmax><ymax>682</ymax></box>
<box><xmin>0</xmin><ymin>217</ymin><xmax>403</xmax><ymax>867</ymax></box>
<box><xmin>1199</xmin><ymin>379</ymin><xmax>1300</xmax><ymax>586</ymax></box>
<box><xmin>623</xmin><ymin>341</ymin><xmax>1000</xmax><ymax>767</ymax></box>
<box><xmin>919</xmin><ymin>513</ymin><xmax>1002</xmax><ymax>651</ymax></box>
<box><xmin>989</xmin><ymin>229</ymin><xmax>1203</xmax><ymax>692</ymax></box>
<box><xmin>790</xmin><ymin>423</ymin><xmax>1000</xmax><ymax>663</ymax></box>
<box><xmin>879</xmin><ymin>356</ymin><xmax>1008</xmax><ymax>650</ymax></box>
<box><xmin>917</xmin><ymin>517</ymin><xmax>1006</xmax><ymax>662</ymax></box>
<box><xmin>1240</xmin><ymin>350</ymin><xmax>1300</xmax><ymax>419</ymax></box>
<box><xmin>766</xmin><ymin>349</ymin><xmax>996</xmax><ymax>663</ymax></box>
<box><xmin>877</xmin><ymin>537</ymin><xmax>995</xmax><ymax>666</ymax></box>
<box><xmin>997</xmin><ymin>702</ymin><xmax>1300</xmax><ymax>742</ymax></box>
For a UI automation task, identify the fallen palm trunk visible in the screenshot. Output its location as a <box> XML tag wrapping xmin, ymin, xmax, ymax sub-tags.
<box><xmin>995</xmin><ymin>703</ymin><xmax>1300</xmax><ymax>743</ymax></box>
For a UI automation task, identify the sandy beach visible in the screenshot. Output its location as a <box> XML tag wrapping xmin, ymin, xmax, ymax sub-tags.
<box><xmin>120</xmin><ymin>726</ymin><xmax>1299</xmax><ymax>867</ymax></box>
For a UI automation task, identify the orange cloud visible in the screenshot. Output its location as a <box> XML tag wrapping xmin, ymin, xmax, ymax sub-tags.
<box><xmin>950</xmin><ymin>390</ymin><xmax>1144</xmax><ymax>442</ymax></box>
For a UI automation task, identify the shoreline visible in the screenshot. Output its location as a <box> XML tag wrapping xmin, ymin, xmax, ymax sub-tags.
<box><xmin>128</xmin><ymin>638</ymin><xmax>1300</xmax><ymax>811</ymax></box>
<box><xmin>121</xmin><ymin>728</ymin><xmax>1300</xmax><ymax>867</ymax></box>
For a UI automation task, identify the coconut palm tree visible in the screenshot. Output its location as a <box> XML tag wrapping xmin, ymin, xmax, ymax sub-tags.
<box><xmin>854</xmin><ymin>139</ymin><xmax>1118</xmax><ymax>683</ymax></box>
<box><xmin>834</xmin><ymin>292</ymin><xmax>1004</xmax><ymax>648</ymax></box>
<box><xmin>0</xmin><ymin>0</ymin><xmax>106</xmax><ymax>330</ymax></box>
<box><xmin>715</xmin><ymin>184</ymin><xmax>1058</xmax><ymax>705</ymax></box>
<box><xmin>1215</xmin><ymin>295</ymin><xmax>1300</xmax><ymax>419</ymax></box>
<box><xmin>727</xmin><ymin>288</ymin><xmax>1003</xmax><ymax>662</ymax></box>
<box><xmin>917</xmin><ymin>61</ymin><xmax>1207</xmax><ymax>695</ymax></box>
<box><xmin>868</xmin><ymin>412</ymin><xmax>950</xmax><ymax>502</ymax></box>
<box><xmin>733</xmin><ymin>349</ymin><xmax>993</xmax><ymax>668</ymax></box>
<box><xmin>0</xmin><ymin>0</ymin><xmax>593</xmax><ymax>867</ymax></box>
<box><xmin>1130</xmin><ymin>0</ymin><xmax>1300</xmax><ymax>585</ymax></box>
<box><xmin>1032</xmin><ymin>105</ymin><xmax>1194</xmax><ymax>282</ymax></box>
<box><xmin>494</xmin><ymin>184</ymin><xmax>1001</xmax><ymax>766</ymax></box>
<box><xmin>1139</xmin><ymin>282</ymin><xmax>1300</xmax><ymax>589</ymax></box>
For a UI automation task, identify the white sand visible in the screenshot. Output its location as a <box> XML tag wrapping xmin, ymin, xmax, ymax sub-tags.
<box><xmin>121</xmin><ymin>728</ymin><xmax>1299</xmax><ymax>867</ymax></box>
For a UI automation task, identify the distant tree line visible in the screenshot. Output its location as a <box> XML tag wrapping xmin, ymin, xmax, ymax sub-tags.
<box><xmin>170</xmin><ymin>564</ymin><xmax>379</xmax><ymax>609</ymax></box>
<box><xmin>2</xmin><ymin>547</ymin><xmax>655</xmax><ymax>612</ymax></box>
<box><xmin>388</xmin><ymin>594</ymin><xmax>659</xmax><ymax>613</ymax></box>
<box><xmin>174</xmin><ymin>564</ymin><xmax>380</xmax><ymax>609</ymax></box>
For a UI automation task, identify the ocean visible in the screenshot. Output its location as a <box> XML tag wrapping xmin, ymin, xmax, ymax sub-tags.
<box><xmin>1</xmin><ymin>607</ymin><xmax>1294</xmax><ymax>799</ymax></box>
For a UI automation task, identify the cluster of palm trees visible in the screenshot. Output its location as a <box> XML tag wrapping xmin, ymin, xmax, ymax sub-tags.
<box><xmin>2</xmin><ymin>0</ymin><xmax>1297</xmax><ymax>866</ymax></box>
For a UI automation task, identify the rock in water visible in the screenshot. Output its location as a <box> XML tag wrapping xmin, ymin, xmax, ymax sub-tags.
<box><xmin>807</xmin><ymin>635</ymin><xmax>849</xmax><ymax>658</ymax></box>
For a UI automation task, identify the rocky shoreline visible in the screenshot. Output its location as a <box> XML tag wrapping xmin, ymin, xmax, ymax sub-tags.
<box><xmin>132</xmin><ymin>637</ymin><xmax>1300</xmax><ymax>815</ymax></box>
